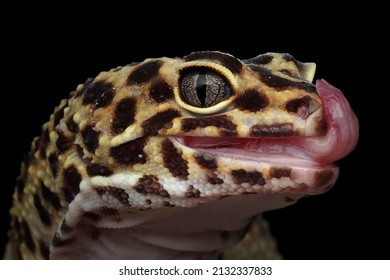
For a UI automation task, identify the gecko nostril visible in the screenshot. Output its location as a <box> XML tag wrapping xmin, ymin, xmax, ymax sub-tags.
<box><xmin>296</xmin><ymin>104</ymin><xmax>309</xmax><ymax>119</ymax></box>
<box><xmin>285</xmin><ymin>96</ymin><xmax>318</xmax><ymax>119</ymax></box>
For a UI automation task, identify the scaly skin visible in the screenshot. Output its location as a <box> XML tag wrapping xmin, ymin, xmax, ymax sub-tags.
<box><xmin>5</xmin><ymin>52</ymin><xmax>358</xmax><ymax>259</ymax></box>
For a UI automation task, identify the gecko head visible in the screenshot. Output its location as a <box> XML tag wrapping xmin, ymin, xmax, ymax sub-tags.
<box><xmin>74</xmin><ymin>52</ymin><xmax>358</xmax><ymax>211</ymax></box>
<box><xmin>48</xmin><ymin>52</ymin><xmax>359</xmax><ymax>259</ymax></box>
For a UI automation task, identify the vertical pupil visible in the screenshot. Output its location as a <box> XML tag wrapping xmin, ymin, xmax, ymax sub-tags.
<box><xmin>196</xmin><ymin>70</ymin><xmax>207</xmax><ymax>106</ymax></box>
<box><xmin>179</xmin><ymin>67</ymin><xmax>233</xmax><ymax>108</ymax></box>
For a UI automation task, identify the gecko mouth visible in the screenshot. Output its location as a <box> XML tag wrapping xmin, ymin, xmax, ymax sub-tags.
<box><xmin>173</xmin><ymin>80</ymin><xmax>359</xmax><ymax>167</ymax></box>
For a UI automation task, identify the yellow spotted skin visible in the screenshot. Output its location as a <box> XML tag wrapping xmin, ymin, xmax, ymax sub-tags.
<box><xmin>5</xmin><ymin>51</ymin><xmax>334</xmax><ymax>259</ymax></box>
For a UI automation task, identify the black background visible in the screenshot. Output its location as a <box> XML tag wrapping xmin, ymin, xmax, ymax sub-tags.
<box><xmin>1</xmin><ymin>8</ymin><xmax>387</xmax><ymax>260</ymax></box>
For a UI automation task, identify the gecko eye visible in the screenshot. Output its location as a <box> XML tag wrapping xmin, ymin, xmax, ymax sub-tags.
<box><xmin>179</xmin><ymin>67</ymin><xmax>233</xmax><ymax>108</ymax></box>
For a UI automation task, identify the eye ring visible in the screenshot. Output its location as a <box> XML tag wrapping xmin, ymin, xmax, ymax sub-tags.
<box><xmin>175</xmin><ymin>62</ymin><xmax>237</xmax><ymax>114</ymax></box>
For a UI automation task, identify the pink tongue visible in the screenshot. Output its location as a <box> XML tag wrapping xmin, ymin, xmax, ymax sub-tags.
<box><xmin>182</xmin><ymin>79</ymin><xmax>359</xmax><ymax>164</ymax></box>
<box><xmin>299</xmin><ymin>79</ymin><xmax>359</xmax><ymax>162</ymax></box>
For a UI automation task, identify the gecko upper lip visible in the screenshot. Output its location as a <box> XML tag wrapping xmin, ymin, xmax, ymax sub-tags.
<box><xmin>173</xmin><ymin>79</ymin><xmax>359</xmax><ymax>166</ymax></box>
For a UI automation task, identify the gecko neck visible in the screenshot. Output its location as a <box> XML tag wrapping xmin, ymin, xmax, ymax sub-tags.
<box><xmin>50</xmin><ymin>193</ymin><xmax>301</xmax><ymax>259</ymax></box>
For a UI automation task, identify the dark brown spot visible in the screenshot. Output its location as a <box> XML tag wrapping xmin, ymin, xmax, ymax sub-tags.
<box><xmin>54</xmin><ymin>103</ymin><xmax>66</xmax><ymax>127</ymax></box>
<box><xmin>81</xmin><ymin>80</ymin><xmax>115</xmax><ymax>108</ymax></box>
<box><xmin>182</xmin><ymin>115</ymin><xmax>237</xmax><ymax>136</ymax></box>
<box><xmin>269</xmin><ymin>167</ymin><xmax>291</xmax><ymax>179</ymax></box>
<box><xmin>235</xmin><ymin>89</ymin><xmax>269</xmax><ymax>112</ymax></box>
<box><xmin>232</xmin><ymin>169</ymin><xmax>266</xmax><ymax>185</ymax></box>
<box><xmin>94</xmin><ymin>186</ymin><xmax>129</xmax><ymax>205</ymax></box>
<box><xmin>66</xmin><ymin>115</ymin><xmax>78</xmax><ymax>133</ymax></box>
<box><xmin>194</xmin><ymin>154</ymin><xmax>217</xmax><ymax>170</ymax></box>
<box><xmin>162</xmin><ymin>139</ymin><xmax>189</xmax><ymax>179</ymax></box>
<box><xmin>285</xmin><ymin>96</ymin><xmax>312</xmax><ymax>116</ymax></box>
<box><xmin>184</xmin><ymin>51</ymin><xmax>243</xmax><ymax>74</ymax></box>
<box><xmin>127</xmin><ymin>60</ymin><xmax>162</xmax><ymax>85</ymax></box>
<box><xmin>150</xmin><ymin>77</ymin><xmax>174</xmax><ymax>102</ymax></box>
<box><xmin>208</xmin><ymin>176</ymin><xmax>224</xmax><ymax>185</ymax></box>
<box><xmin>22</xmin><ymin>220</ymin><xmax>35</xmax><ymax>252</ymax></box>
<box><xmin>83</xmin><ymin>212</ymin><xmax>101</xmax><ymax>222</ymax></box>
<box><xmin>48</xmin><ymin>153</ymin><xmax>58</xmax><ymax>176</ymax></box>
<box><xmin>145</xmin><ymin>186</ymin><xmax>154</xmax><ymax>193</ymax></box>
<box><xmin>39</xmin><ymin>129</ymin><xmax>50</xmax><ymax>159</ymax></box>
<box><xmin>86</xmin><ymin>163</ymin><xmax>113</xmax><ymax>177</ymax></box>
<box><xmin>52</xmin><ymin>233</ymin><xmax>75</xmax><ymax>247</ymax></box>
<box><xmin>185</xmin><ymin>185</ymin><xmax>201</xmax><ymax>198</ymax></box>
<box><xmin>315</xmin><ymin>170</ymin><xmax>335</xmax><ymax>187</ymax></box>
<box><xmin>40</xmin><ymin>182</ymin><xmax>61</xmax><ymax>210</ymax></box>
<box><xmin>56</xmin><ymin>130</ymin><xmax>73</xmax><ymax>153</ymax></box>
<box><xmin>250</xmin><ymin>124</ymin><xmax>294</xmax><ymax>137</ymax></box>
<box><xmin>99</xmin><ymin>207</ymin><xmax>119</xmax><ymax>216</ymax></box>
<box><xmin>249</xmin><ymin>65</ymin><xmax>316</xmax><ymax>93</ymax></box>
<box><xmin>63</xmin><ymin>165</ymin><xmax>81</xmax><ymax>203</ymax></box>
<box><xmin>134</xmin><ymin>185</ymin><xmax>144</xmax><ymax>194</ymax></box>
<box><xmin>243</xmin><ymin>54</ymin><xmax>274</xmax><ymax>65</ymax></box>
<box><xmin>159</xmin><ymin>189</ymin><xmax>170</xmax><ymax>198</ymax></box>
<box><xmin>112</xmin><ymin>98</ymin><xmax>136</xmax><ymax>134</ymax></box>
<box><xmin>60</xmin><ymin>220</ymin><xmax>73</xmax><ymax>233</ymax></box>
<box><xmin>141</xmin><ymin>109</ymin><xmax>180</xmax><ymax>136</ymax></box>
<box><xmin>146</xmin><ymin>199</ymin><xmax>152</xmax><ymax>204</ymax></box>
<box><xmin>76</xmin><ymin>144</ymin><xmax>86</xmax><ymax>159</ymax></box>
<box><xmin>33</xmin><ymin>193</ymin><xmax>52</xmax><ymax>226</ymax></box>
<box><xmin>110</xmin><ymin>137</ymin><xmax>147</xmax><ymax>165</ymax></box>
<box><xmin>82</xmin><ymin>125</ymin><xmax>100</xmax><ymax>153</ymax></box>
<box><xmin>251</xmin><ymin>65</ymin><xmax>292</xmax><ymax>88</ymax></box>
<box><xmin>134</xmin><ymin>175</ymin><xmax>169</xmax><ymax>197</ymax></box>
<box><xmin>39</xmin><ymin>240</ymin><xmax>50</xmax><ymax>259</ymax></box>
<box><xmin>207</xmin><ymin>177</ymin><xmax>223</xmax><ymax>185</ymax></box>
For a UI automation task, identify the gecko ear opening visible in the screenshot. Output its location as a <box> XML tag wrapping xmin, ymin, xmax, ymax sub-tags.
<box><xmin>297</xmin><ymin>62</ymin><xmax>316</xmax><ymax>82</ymax></box>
